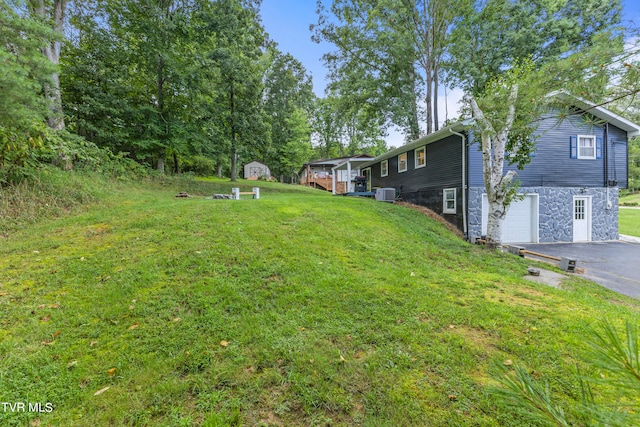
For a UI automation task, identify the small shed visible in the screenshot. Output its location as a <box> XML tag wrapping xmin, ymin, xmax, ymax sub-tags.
<box><xmin>243</xmin><ymin>161</ymin><xmax>271</xmax><ymax>180</ymax></box>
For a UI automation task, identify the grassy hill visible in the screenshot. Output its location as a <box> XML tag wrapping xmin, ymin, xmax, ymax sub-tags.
<box><xmin>620</xmin><ymin>191</ymin><xmax>640</xmax><ymax>206</ymax></box>
<box><xmin>1</xmin><ymin>175</ymin><xmax>638</xmax><ymax>426</ymax></box>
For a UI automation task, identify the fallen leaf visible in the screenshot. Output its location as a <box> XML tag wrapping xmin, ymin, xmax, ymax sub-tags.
<box><xmin>38</xmin><ymin>304</ymin><xmax>45</xmax><ymax>310</ymax></box>
<box><xmin>30</xmin><ymin>419</ymin><xmax>41</xmax><ymax>426</ymax></box>
<box><xmin>50</xmin><ymin>303</ymin><xmax>60</xmax><ymax>309</ymax></box>
<box><xmin>530</xmin><ymin>326</ymin><xmax>538</xmax><ymax>331</ymax></box>
<box><xmin>220</xmin><ymin>340</ymin><xmax>229</xmax><ymax>347</ymax></box>
<box><xmin>128</xmin><ymin>323</ymin><xmax>140</xmax><ymax>330</ymax></box>
<box><xmin>448</xmin><ymin>394</ymin><xmax>457</xmax><ymax>401</ymax></box>
<box><xmin>410</xmin><ymin>272</ymin><xmax>415</xmax><ymax>277</ymax></box>
<box><xmin>449</xmin><ymin>324</ymin><xmax>456</xmax><ymax>329</ymax></box>
<box><xmin>93</xmin><ymin>386</ymin><xmax>110</xmax><ymax>396</ymax></box>
<box><xmin>89</xmin><ymin>340</ymin><xmax>97</xmax><ymax>347</ymax></box>
<box><xmin>80</xmin><ymin>257</ymin><xmax>85</xmax><ymax>261</ymax></box>
<box><xmin>32</xmin><ymin>250</ymin><xmax>40</xmax><ymax>254</ymax></box>
<box><xmin>346</xmin><ymin>334</ymin><xmax>351</xmax><ymax>340</ymax></box>
<box><xmin>172</xmin><ymin>317</ymin><xmax>181</xmax><ymax>322</ymax></box>
<box><xmin>503</xmin><ymin>359</ymin><xmax>513</xmax><ymax>366</ymax></box>
<box><xmin>68</xmin><ymin>361</ymin><xmax>78</xmax><ymax>368</ymax></box>
<box><xmin>40</xmin><ymin>316</ymin><xmax>50</xmax><ymax>322</ymax></box>
<box><xmin>41</xmin><ymin>340</ymin><xmax>55</xmax><ymax>346</ymax></box>
<box><xmin>129</xmin><ymin>305</ymin><xmax>135</xmax><ymax>310</ymax></box>
<box><xmin>0</xmin><ymin>292</ymin><xmax>8</xmax><ymax>296</ymax></box>
<box><xmin>107</xmin><ymin>368</ymin><xmax>117</xmax><ymax>377</ymax></box>
<box><xmin>52</xmin><ymin>330</ymin><xmax>62</xmax><ymax>338</ymax></box>
<box><xmin>300</xmin><ymin>327</ymin><xmax>305</xmax><ymax>331</ymax></box>
<box><xmin>339</xmin><ymin>355</ymin><xmax>346</xmax><ymax>363</ymax></box>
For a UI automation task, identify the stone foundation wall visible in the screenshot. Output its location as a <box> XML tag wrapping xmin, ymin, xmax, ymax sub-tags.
<box><xmin>467</xmin><ymin>187</ymin><xmax>618</xmax><ymax>243</ymax></box>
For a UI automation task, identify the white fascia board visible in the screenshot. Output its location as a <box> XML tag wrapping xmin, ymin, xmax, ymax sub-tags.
<box><xmin>359</xmin><ymin>120</ymin><xmax>472</xmax><ymax>169</ymax></box>
<box><xmin>549</xmin><ymin>90</ymin><xmax>640</xmax><ymax>137</ymax></box>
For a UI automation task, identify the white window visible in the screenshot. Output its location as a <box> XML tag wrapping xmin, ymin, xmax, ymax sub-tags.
<box><xmin>443</xmin><ymin>188</ymin><xmax>456</xmax><ymax>214</ymax></box>
<box><xmin>578</xmin><ymin>135</ymin><xmax>596</xmax><ymax>159</ymax></box>
<box><xmin>398</xmin><ymin>152</ymin><xmax>408</xmax><ymax>173</ymax></box>
<box><xmin>415</xmin><ymin>146</ymin><xmax>426</xmax><ymax>168</ymax></box>
<box><xmin>381</xmin><ymin>159</ymin><xmax>388</xmax><ymax>177</ymax></box>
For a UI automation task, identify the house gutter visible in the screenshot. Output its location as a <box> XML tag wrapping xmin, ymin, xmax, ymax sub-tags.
<box><xmin>449</xmin><ymin>129</ymin><xmax>468</xmax><ymax>237</ymax></box>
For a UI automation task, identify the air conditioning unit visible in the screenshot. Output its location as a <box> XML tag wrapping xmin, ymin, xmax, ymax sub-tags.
<box><xmin>375</xmin><ymin>188</ymin><xmax>396</xmax><ymax>202</ymax></box>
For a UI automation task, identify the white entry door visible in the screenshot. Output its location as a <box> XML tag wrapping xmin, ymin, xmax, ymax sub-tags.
<box><xmin>572</xmin><ymin>196</ymin><xmax>592</xmax><ymax>242</ymax></box>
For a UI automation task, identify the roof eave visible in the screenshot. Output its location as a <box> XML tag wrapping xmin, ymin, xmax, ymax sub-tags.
<box><xmin>359</xmin><ymin>120</ymin><xmax>472</xmax><ymax>169</ymax></box>
<box><xmin>550</xmin><ymin>90</ymin><xmax>640</xmax><ymax>136</ymax></box>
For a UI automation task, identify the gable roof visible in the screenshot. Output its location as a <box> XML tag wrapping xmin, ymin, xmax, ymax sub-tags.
<box><xmin>303</xmin><ymin>154</ymin><xmax>374</xmax><ymax>167</ymax></box>
<box><xmin>358</xmin><ymin>120</ymin><xmax>473</xmax><ymax>169</ymax></box>
<box><xmin>360</xmin><ymin>92</ymin><xmax>640</xmax><ymax>169</ymax></box>
<box><xmin>244</xmin><ymin>160</ymin><xmax>269</xmax><ymax>167</ymax></box>
<box><xmin>550</xmin><ymin>91</ymin><xmax>640</xmax><ymax>137</ymax></box>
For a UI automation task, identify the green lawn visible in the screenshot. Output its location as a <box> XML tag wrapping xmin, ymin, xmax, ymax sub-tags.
<box><xmin>1</xmin><ymin>177</ymin><xmax>638</xmax><ymax>426</ymax></box>
<box><xmin>619</xmin><ymin>207</ymin><xmax>640</xmax><ymax>237</ymax></box>
<box><xmin>620</xmin><ymin>191</ymin><xmax>640</xmax><ymax>206</ymax></box>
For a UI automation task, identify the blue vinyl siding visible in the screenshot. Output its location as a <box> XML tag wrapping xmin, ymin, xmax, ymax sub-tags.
<box><xmin>607</xmin><ymin>124</ymin><xmax>628</xmax><ymax>188</ymax></box>
<box><xmin>468</xmin><ymin>113</ymin><xmax>628</xmax><ymax>188</ymax></box>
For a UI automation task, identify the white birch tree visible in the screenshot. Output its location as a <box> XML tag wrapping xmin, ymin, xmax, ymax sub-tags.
<box><xmin>464</xmin><ymin>60</ymin><xmax>542</xmax><ymax>247</ymax></box>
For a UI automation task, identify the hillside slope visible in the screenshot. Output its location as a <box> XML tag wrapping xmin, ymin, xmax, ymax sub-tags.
<box><xmin>1</xmin><ymin>178</ymin><xmax>638</xmax><ymax>426</ymax></box>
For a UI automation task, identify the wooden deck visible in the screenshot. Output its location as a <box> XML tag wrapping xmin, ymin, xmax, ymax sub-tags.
<box><xmin>300</xmin><ymin>176</ymin><xmax>347</xmax><ymax>193</ymax></box>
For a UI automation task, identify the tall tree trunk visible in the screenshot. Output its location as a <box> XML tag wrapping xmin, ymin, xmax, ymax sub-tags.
<box><xmin>156</xmin><ymin>54</ymin><xmax>166</xmax><ymax>172</ymax></box>
<box><xmin>230</xmin><ymin>83</ymin><xmax>237</xmax><ymax>182</ymax></box>
<box><xmin>230</xmin><ymin>146</ymin><xmax>237</xmax><ymax>181</ymax></box>
<box><xmin>30</xmin><ymin>0</ymin><xmax>67</xmax><ymax>131</ymax></box>
<box><xmin>157</xmin><ymin>149</ymin><xmax>165</xmax><ymax>174</ymax></box>
<box><xmin>408</xmin><ymin>66</ymin><xmax>421</xmax><ymax>141</ymax></box>
<box><xmin>173</xmin><ymin>152</ymin><xmax>179</xmax><ymax>174</ymax></box>
<box><xmin>29</xmin><ymin>0</ymin><xmax>70</xmax><ymax>168</ymax></box>
<box><xmin>217</xmin><ymin>154</ymin><xmax>223</xmax><ymax>178</ymax></box>
<box><xmin>433</xmin><ymin>64</ymin><xmax>439</xmax><ymax>131</ymax></box>
<box><xmin>425</xmin><ymin>62</ymin><xmax>433</xmax><ymax>135</ymax></box>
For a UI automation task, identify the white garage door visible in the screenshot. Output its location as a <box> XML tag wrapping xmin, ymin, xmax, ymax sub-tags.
<box><xmin>482</xmin><ymin>194</ymin><xmax>539</xmax><ymax>243</ymax></box>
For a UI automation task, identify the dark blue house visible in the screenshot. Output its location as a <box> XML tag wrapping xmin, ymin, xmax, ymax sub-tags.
<box><xmin>359</xmin><ymin>95</ymin><xmax>640</xmax><ymax>243</ymax></box>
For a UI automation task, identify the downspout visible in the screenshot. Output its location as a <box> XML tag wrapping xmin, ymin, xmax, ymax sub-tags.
<box><xmin>449</xmin><ymin>129</ymin><xmax>468</xmax><ymax>238</ymax></box>
<box><xmin>605</xmin><ymin>124</ymin><xmax>612</xmax><ymax>210</ymax></box>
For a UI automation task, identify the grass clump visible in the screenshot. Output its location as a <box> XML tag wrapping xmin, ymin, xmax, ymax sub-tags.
<box><xmin>0</xmin><ymin>179</ymin><xmax>639</xmax><ymax>426</ymax></box>
<box><xmin>0</xmin><ymin>167</ymin><xmax>116</xmax><ymax>236</ymax></box>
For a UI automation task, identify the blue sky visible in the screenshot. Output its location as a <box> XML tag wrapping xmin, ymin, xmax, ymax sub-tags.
<box><xmin>262</xmin><ymin>0</ymin><xmax>640</xmax><ymax>95</ymax></box>
<box><xmin>260</xmin><ymin>0</ymin><xmax>640</xmax><ymax>145</ymax></box>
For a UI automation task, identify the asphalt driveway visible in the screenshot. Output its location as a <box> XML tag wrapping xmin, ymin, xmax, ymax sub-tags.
<box><xmin>523</xmin><ymin>240</ymin><xmax>640</xmax><ymax>298</ymax></box>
